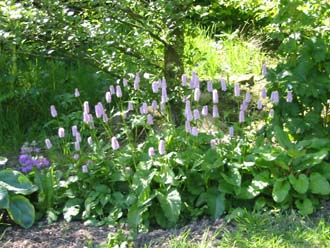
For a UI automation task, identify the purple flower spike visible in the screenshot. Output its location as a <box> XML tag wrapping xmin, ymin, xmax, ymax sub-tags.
<box><xmin>83</xmin><ymin>101</ymin><xmax>90</xmax><ymax>113</ymax></box>
<box><xmin>102</xmin><ymin>113</ymin><xmax>109</xmax><ymax>123</ymax></box>
<box><xmin>116</xmin><ymin>85</ymin><xmax>122</xmax><ymax>98</ymax></box>
<box><xmin>161</xmin><ymin>78</ymin><xmax>167</xmax><ymax>88</ymax></box>
<box><xmin>151</xmin><ymin>100</ymin><xmax>158</xmax><ymax>110</ymax></box>
<box><xmin>212</xmin><ymin>89</ymin><xmax>219</xmax><ymax>104</ymax></box>
<box><xmin>185</xmin><ymin>121</ymin><xmax>191</xmax><ymax>133</ymax></box>
<box><xmin>194</xmin><ymin>88</ymin><xmax>201</xmax><ymax>102</ymax></box>
<box><xmin>221</xmin><ymin>79</ymin><xmax>227</xmax><ymax>91</ymax></box>
<box><xmin>75</xmin><ymin>132</ymin><xmax>82</xmax><ymax>142</ymax></box>
<box><xmin>95</xmin><ymin>102</ymin><xmax>104</xmax><ymax>118</ymax></box>
<box><xmin>202</xmin><ymin>106</ymin><xmax>208</xmax><ymax>116</ymax></box>
<box><xmin>74</xmin><ymin>88</ymin><xmax>80</xmax><ymax>97</ymax></box>
<box><xmin>191</xmin><ymin>127</ymin><xmax>198</xmax><ymax>136</ymax></box>
<box><xmin>45</xmin><ymin>139</ymin><xmax>52</xmax><ymax>149</ymax></box>
<box><xmin>257</xmin><ymin>100</ymin><xmax>263</xmax><ymax>110</ymax></box>
<box><xmin>212</xmin><ymin>105</ymin><xmax>219</xmax><ymax>118</ymax></box>
<box><xmin>123</xmin><ymin>78</ymin><xmax>128</xmax><ymax>87</ymax></box>
<box><xmin>111</xmin><ymin>137</ymin><xmax>120</xmax><ymax>150</ymax></box>
<box><xmin>73</xmin><ymin>154</ymin><xmax>80</xmax><ymax>160</ymax></box>
<box><xmin>286</xmin><ymin>91</ymin><xmax>293</xmax><ymax>102</ymax></box>
<box><xmin>185</xmin><ymin>108</ymin><xmax>193</xmax><ymax>121</ymax></box>
<box><xmin>127</xmin><ymin>101</ymin><xmax>134</xmax><ymax>111</ymax></box>
<box><xmin>161</xmin><ymin>86</ymin><xmax>168</xmax><ymax>103</ymax></box>
<box><xmin>19</xmin><ymin>154</ymin><xmax>31</xmax><ymax>165</ymax></box>
<box><xmin>234</xmin><ymin>83</ymin><xmax>240</xmax><ymax>97</ymax></box>
<box><xmin>134</xmin><ymin>73</ymin><xmax>140</xmax><ymax>90</ymax></box>
<box><xmin>148</xmin><ymin>147</ymin><xmax>155</xmax><ymax>157</ymax></box>
<box><xmin>193</xmin><ymin>109</ymin><xmax>200</xmax><ymax>120</ymax></box>
<box><xmin>269</xmin><ymin>109</ymin><xmax>274</xmax><ymax>118</ymax></box>
<box><xmin>105</xmin><ymin>91</ymin><xmax>112</xmax><ymax>103</ymax></box>
<box><xmin>83</xmin><ymin>112</ymin><xmax>89</xmax><ymax>123</ymax></box>
<box><xmin>109</xmin><ymin>85</ymin><xmax>115</xmax><ymax>95</ymax></box>
<box><xmin>87</xmin><ymin>136</ymin><xmax>93</xmax><ymax>145</ymax></box>
<box><xmin>58</xmin><ymin>127</ymin><xmax>65</xmax><ymax>138</ymax></box>
<box><xmin>147</xmin><ymin>114</ymin><xmax>154</xmax><ymax>125</ymax></box>
<box><xmin>152</xmin><ymin>81</ymin><xmax>159</xmax><ymax>93</ymax></box>
<box><xmin>181</xmin><ymin>74</ymin><xmax>187</xmax><ymax>86</ymax></box>
<box><xmin>50</xmin><ymin>105</ymin><xmax>57</xmax><ymax>118</ymax></box>
<box><xmin>82</xmin><ymin>165</ymin><xmax>88</xmax><ymax>173</ymax></box>
<box><xmin>229</xmin><ymin>127</ymin><xmax>234</xmax><ymax>137</ymax></box>
<box><xmin>245</xmin><ymin>91</ymin><xmax>251</xmax><ymax>103</ymax></box>
<box><xmin>158</xmin><ymin>140</ymin><xmax>166</xmax><ymax>155</ymax></box>
<box><xmin>140</xmin><ymin>103</ymin><xmax>148</xmax><ymax>115</ymax></box>
<box><xmin>270</xmin><ymin>91</ymin><xmax>279</xmax><ymax>104</ymax></box>
<box><xmin>239</xmin><ymin>111</ymin><xmax>245</xmax><ymax>123</ymax></box>
<box><xmin>74</xmin><ymin>141</ymin><xmax>80</xmax><ymax>151</ymax></box>
<box><xmin>72</xmin><ymin>125</ymin><xmax>78</xmax><ymax>137</ymax></box>
<box><xmin>261</xmin><ymin>88</ymin><xmax>267</xmax><ymax>99</ymax></box>
<box><xmin>240</xmin><ymin>101</ymin><xmax>248</xmax><ymax>111</ymax></box>
<box><xmin>207</xmin><ymin>80</ymin><xmax>213</xmax><ymax>92</ymax></box>
<box><xmin>262</xmin><ymin>63</ymin><xmax>267</xmax><ymax>76</ymax></box>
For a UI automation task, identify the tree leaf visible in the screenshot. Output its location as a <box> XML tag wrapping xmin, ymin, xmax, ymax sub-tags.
<box><xmin>7</xmin><ymin>195</ymin><xmax>35</xmax><ymax>228</ymax></box>
<box><xmin>272</xmin><ymin>179</ymin><xmax>290</xmax><ymax>203</ymax></box>
<box><xmin>289</xmin><ymin>174</ymin><xmax>309</xmax><ymax>194</ymax></box>
<box><xmin>309</xmin><ymin>172</ymin><xmax>330</xmax><ymax>195</ymax></box>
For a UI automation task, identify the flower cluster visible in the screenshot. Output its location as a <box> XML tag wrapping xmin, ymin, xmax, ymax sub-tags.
<box><xmin>19</xmin><ymin>141</ymin><xmax>50</xmax><ymax>173</ymax></box>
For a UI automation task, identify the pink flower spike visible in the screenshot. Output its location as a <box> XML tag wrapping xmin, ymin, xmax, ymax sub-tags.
<box><xmin>210</xmin><ymin>139</ymin><xmax>217</xmax><ymax>148</ymax></box>
<box><xmin>234</xmin><ymin>83</ymin><xmax>240</xmax><ymax>96</ymax></box>
<box><xmin>185</xmin><ymin>108</ymin><xmax>193</xmax><ymax>121</ymax></box>
<box><xmin>58</xmin><ymin>127</ymin><xmax>65</xmax><ymax>138</ymax></box>
<box><xmin>158</xmin><ymin>139</ymin><xmax>166</xmax><ymax>155</ymax></box>
<box><xmin>116</xmin><ymin>85</ymin><xmax>122</xmax><ymax>98</ymax></box>
<box><xmin>75</xmin><ymin>132</ymin><xmax>81</xmax><ymax>142</ymax></box>
<box><xmin>245</xmin><ymin>91</ymin><xmax>251</xmax><ymax>103</ymax></box>
<box><xmin>111</xmin><ymin>137</ymin><xmax>120</xmax><ymax>150</ymax></box>
<box><xmin>191</xmin><ymin>127</ymin><xmax>198</xmax><ymax>136</ymax></box>
<box><xmin>73</xmin><ymin>154</ymin><xmax>79</xmax><ymax>160</ymax></box>
<box><xmin>87</xmin><ymin>136</ymin><xmax>93</xmax><ymax>145</ymax></box>
<box><xmin>109</xmin><ymin>85</ymin><xmax>115</xmax><ymax>95</ymax></box>
<box><xmin>151</xmin><ymin>100</ymin><xmax>158</xmax><ymax>110</ymax></box>
<box><xmin>239</xmin><ymin>110</ymin><xmax>245</xmax><ymax>123</ymax></box>
<box><xmin>161</xmin><ymin>86</ymin><xmax>168</xmax><ymax>103</ymax></box>
<box><xmin>262</xmin><ymin>63</ymin><xmax>267</xmax><ymax>76</ymax></box>
<box><xmin>261</xmin><ymin>88</ymin><xmax>267</xmax><ymax>99</ymax></box>
<box><xmin>270</xmin><ymin>91</ymin><xmax>279</xmax><ymax>104</ymax></box>
<box><xmin>45</xmin><ymin>139</ymin><xmax>52</xmax><ymax>149</ymax></box>
<box><xmin>201</xmin><ymin>106</ymin><xmax>208</xmax><ymax>116</ymax></box>
<box><xmin>181</xmin><ymin>74</ymin><xmax>187</xmax><ymax>86</ymax></box>
<box><xmin>221</xmin><ymin>79</ymin><xmax>227</xmax><ymax>91</ymax></box>
<box><xmin>207</xmin><ymin>80</ymin><xmax>213</xmax><ymax>92</ymax></box>
<box><xmin>83</xmin><ymin>112</ymin><xmax>89</xmax><ymax>123</ymax></box>
<box><xmin>212</xmin><ymin>89</ymin><xmax>219</xmax><ymax>104</ymax></box>
<box><xmin>148</xmin><ymin>147</ymin><xmax>155</xmax><ymax>157</ymax></box>
<box><xmin>229</xmin><ymin>127</ymin><xmax>234</xmax><ymax>137</ymax></box>
<box><xmin>193</xmin><ymin>109</ymin><xmax>200</xmax><ymax>120</ymax></box>
<box><xmin>134</xmin><ymin>73</ymin><xmax>140</xmax><ymax>90</ymax></box>
<box><xmin>127</xmin><ymin>101</ymin><xmax>134</xmax><ymax>111</ymax></box>
<box><xmin>95</xmin><ymin>102</ymin><xmax>104</xmax><ymax>118</ymax></box>
<box><xmin>240</xmin><ymin>101</ymin><xmax>248</xmax><ymax>112</ymax></box>
<box><xmin>212</xmin><ymin>105</ymin><xmax>219</xmax><ymax>118</ymax></box>
<box><xmin>74</xmin><ymin>141</ymin><xmax>80</xmax><ymax>151</ymax></box>
<box><xmin>269</xmin><ymin>109</ymin><xmax>274</xmax><ymax>118</ymax></box>
<box><xmin>83</xmin><ymin>101</ymin><xmax>90</xmax><ymax>113</ymax></box>
<box><xmin>185</xmin><ymin>121</ymin><xmax>191</xmax><ymax>133</ymax></box>
<box><xmin>194</xmin><ymin>88</ymin><xmax>201</xmax><ymax>102</ymax></box>
<box><xmin>152</xmin><ymin>81</ymin><xmax>159</xmax><ymax>93</ymax></box>
<box><xmin>102</xmin><ymin>113</ymin><xmax>109</xmax><ymax>123</ymax></box>
<box><xmin>140</xmin><ymin>103</ymin><xmax>148</xmax><ymax>115</ymax></box>
<box><xmin>257</xmin><ymin>100</ymin><xmax>263</xmax><ymax>110</ymax></box>
<box><xmin>147</xmin><ymin>114</ymin><xmax>154</xmax><ymax>125</ymax></box>
<box><xmin>286</xmin><ymin>91</ymin><xmax>293</xmax><ymax>102</ymax></box>
<box><xmin>105</xmin><ymin>91</ymin><xmax>112</xmax><ymax>103</ymax></box>
<box><xmin>50</xmin><ymin>105</ymin><xmax>57</xmax><ymax>118</ymax></box>
<box><xmin>74</xmin><ymin>88</ymin><xmax>80</xmax><ymax>97</ymax></box>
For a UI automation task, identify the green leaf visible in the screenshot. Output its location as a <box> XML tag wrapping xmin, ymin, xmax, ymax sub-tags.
<box><xmin>127</xmin><ymin>204</ymin><xmax>141</xmax><ymax>229</ymax></box>
<box><xmin>7</xmin><ymin>195</ymin><xmax>35</xmax><ymax>228</ymax></box>
<box><xmin>272</xmin><ymin>179</ymin><xmax>290</xmax><ymax>203</ymax></box>
<box><xmin>157</xmin><ymin>189</ymin><xmax>181</xmax><ymax>225</ymax></box>
<box><xmin>206</xmin><ymin>187</ymin><xmax>225</xmax><ymax>219</ymax></box>
<box><xmin>309</xmin><ymin>173</ymin><xmax>330</xmax><ymax>195</ymax></box>
<box><xmin>0</xmin><ymin>186</ymin><xmax>9</xmax><ymax>209</ymax></box>
<box><xmin>63</xmin><ymin>199</ymin><xmax>81</xmax><ymax>222</ymax></box>
<box><xmin>0</xmin><ymin>156</ymin><xmax>8</xmax><ymax>165</ymax></box>
<box><xmin>221</xmin><ymin>168</ymin><xmax>241</xmax><ymax>186</ymax></box>
<box><xmin>0</xmin><ymin>169</ymin><xmax>38</xmax><ymax>195</ymax></box>
<box><xmin>274</xmin><ymin>126</ymin><xmax>293</xmax><ymax>149</ymax></box>
<box><xmin>289</xmin><ymin>174</ymin><xmax>309</xmax><ymax>194</ymax></box>
<box><xmin>295</xmin><ymin>198</ymin><xmax>314</xmax><ymax>215</ymax></box>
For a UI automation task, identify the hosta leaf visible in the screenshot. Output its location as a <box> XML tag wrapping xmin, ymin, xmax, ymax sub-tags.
<box><xmin>157</xmin><ymin>189</ymin><xmax>181</xmax><ymax>225</ymax></box>
<box><xmin>0</xmin><ymin>169</ymin><xmax>38</xmax><ymax>195</ymax></box>
<box><xmin>289</xmin><ymin>174</ymin><xmax>309</xmax><ymax>194</ymax></box>
<box><xmin>309</xmin><ymin>173</ymin><xmax>330</xmax><ymax>195</ymax></box>
<box><xmin>63</xmin><ymin>199</ymin><xmax>81</xmax><ymax>222</ymax></box>
<box><xmin>0</xmin><ymin>156</ymin><xmax>8</xmax><ymax>165</ymax></box>
<box><xmin>0</xmin><ymin>186</ymin><xmax>9</xmax><ymax>209</ymax></box>
<box><xmin>295</xmin><ymin>198</ymin><xmax>314</xmax><ymax>215</ymax></box>
<box><xmin>7</xmin><ymin>195</ymin><xmax>35</xmax><ymax>228</ymax></box>
<box><xmin>272</xmin><ymin>179</ymin><xmax>290</xmax><ymax>203</ymax></box>
<box><xmin>206</xmin><ymin>188</ymin><xmax>225</xmax><ymax>219</ymax></box>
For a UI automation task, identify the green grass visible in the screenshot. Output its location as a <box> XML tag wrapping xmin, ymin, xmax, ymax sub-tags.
<box><xmin>152</xmin><ymin>210</ymin><xmax>330</xmax><ymax>248</ymax></box>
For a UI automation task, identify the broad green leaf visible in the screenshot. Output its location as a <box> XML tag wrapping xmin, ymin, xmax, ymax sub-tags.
<box><xmin>272</xmin><ymin>179</ymin><xmax>290</xmax><ymax>203</ymax></box>
<box><xmin>0</xmin><ymin>186</ymin><xmax>9</xmax><ymax>209</ymax></box>
<box><xmin>7</xmin><ymin>195</ymin><xmax>35</xmax><ymax>228</ymax></box>
<box><xmin>309</xmin><ymin>173</ymin><xmax>330</xmax><ymax>195</ymax></box>
<box><xmin>274</xmin><ymin>126</ymin><xmax>293</xmax><ymax>149</ymax></box>
<box><xmin>127</xmin><ymin>204</ymin><xmax>141</xmax><ymax>229</ymax></box>
<box><xmin>0</xmin><ymin>169</ymin><xmax>38</xmax><ymax>195</ymax></box>
<box><xmin>63</xmin><ymin>199</ymin><xmax>81</xmax><ymax>222</ymax></box>
<box><xmin>186</xmin><ymin>172</ymin><xmax>204</xmax><ymax>195</ymax></box>
<box><xmin>206</xmin><ymin>188</ymin><xmax>225</xmax><ymax>219</ymax></box>
<box><xmin>295</xmin><ymin>198</ymin><xmax>313</xmax><ymax>215</ymax></box>
<box><xmin>157</xmin><ymin>189</ymin><xmax>181</xmax><ymax>225</ymax></box>
<box><xmin>221</xmin><ymin>168</ymin><xmax>241</xmax><ymax>186</ymax></box>
<box><xmin>289</xmin><ymin>174</ymin><xmax>309</xmax><ymax>194</ymax></box>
